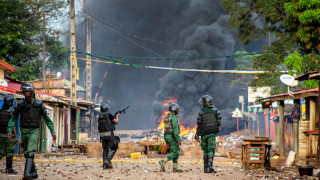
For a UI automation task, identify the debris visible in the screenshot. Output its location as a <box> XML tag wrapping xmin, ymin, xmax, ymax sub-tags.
<box><xmin>131</xmin><ymin>152</ymin><xmax>142</xmax><ymax>159</ymax></box>
<box><xmin>86</xmin><ymin>143</ymin><xmax>102</xmax><ymax>158</ymax></box>
<box><xmin>227</xmin><ymin>152</ymin><xmax>240</xmax><ymax>159</ymax></box>
<box><xmin>285</xmin><ymin>151</ymin><xmax>295</xmax><ymax>167</ymax></box>
<box><xmin>298</xmin><ymin>166</ymin><xmax>313</xmax><ymax>176</ymax></box>
<box><xmin>183</xmin><ymin>146</ymin><xmax>202</xmax><ymax>159</ymax></box>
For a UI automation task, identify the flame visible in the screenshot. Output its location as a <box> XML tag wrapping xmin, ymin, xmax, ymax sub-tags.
<box><xmin>162</xmin><ymin>97</ymin><xmax>178</xmax><ymax>106</ymax></box>
<box><xmin>157</xmin><ymin>110</ymin><xmax>170</xmax><ymax>130</ymax></box>
<box><xmin>179</xmin><ymin>126</ymin><xmax>197</xmax><ymax>136</ymax></box>
<box><xmin>157</xmin><ymin>98</ymin><xmax>197</xmax><ymax>136</ymax></box>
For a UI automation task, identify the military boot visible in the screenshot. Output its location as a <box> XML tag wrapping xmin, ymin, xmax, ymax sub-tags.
<box><xmin>172</xmin><ymin>162</ymin><xmax>183</xmax><ymax>172</ymax></box>
<box><xmin>23</xmin><ymin>152</ymin><xmax>35</xmax><ymax>180</ymax></box>
<box><xmin>207</xmin><ymin>151</ymin><xmax>217</xmax><ymax>173</ymax></box>
<box><xmin>30</xmin><ymin>161</ymin><xmax>38</xmax><ymax>179</ymax></box>
<box><xmin>106</xmin><ymin>149</ymin><xmax>117</xmax><ymax>169</ymax></box>
<box><xmin>158</xmin><ymin>158</ymin><xmax>169</xmax><ymax>172</ymax></box>
<box><xmin>207</xmin><ymin>156</ymin><xmax>217</xmax><ymax>173</ymax></box>
<box><xmin>103</xmin><ymin>152</ymin><xmax>109</xmax><ymax>169</ymax></box>
<box><xmin>6</xmin><ymin>156</ymin><xmax>18</xmax><ymax>174</ymax></box>
<box><xmin>203</xmin><ymin>156</ymin><xmax>210</xmax><ymax>173</ymax></box>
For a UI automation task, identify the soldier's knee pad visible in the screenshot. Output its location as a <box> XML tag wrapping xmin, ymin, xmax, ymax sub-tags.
<box><xmin>28</xmin><ymin>152</ymin><xmax>35</xmax><ymax>159</ymax></box>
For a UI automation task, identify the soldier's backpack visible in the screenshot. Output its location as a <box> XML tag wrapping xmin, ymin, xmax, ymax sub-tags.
<box><xmin>163</xmin><ymin>114</ymin><xmax>173</xmax><ymax>134</ymax></box>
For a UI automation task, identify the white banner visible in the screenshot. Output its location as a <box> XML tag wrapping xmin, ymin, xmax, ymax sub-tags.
<box><xmin>248</xmin><ymin>87</ymin><xmax>271</xmax><ymax>103</ymax></box>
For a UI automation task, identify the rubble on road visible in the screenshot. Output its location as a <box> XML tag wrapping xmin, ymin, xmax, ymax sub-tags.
<box><xmin>0</xmin><ymin>155</ymin><xmax>248</xmax><ymax>180</ymax></box>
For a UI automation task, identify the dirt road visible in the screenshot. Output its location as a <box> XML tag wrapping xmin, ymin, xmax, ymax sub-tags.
<box><xmin>0</xmin><ymin>155</ymin><xmax>247</xmax><ymax>180</ymax></box>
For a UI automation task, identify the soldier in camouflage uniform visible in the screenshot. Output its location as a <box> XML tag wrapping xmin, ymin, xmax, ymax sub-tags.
<box><xmin>7</xmin><ymin>82</ymin><xmax>56</xmax><ymax>180</ymax></box>
<box><xmin>195</xmin><ymin>95</ymin><xmax>221</xmax><ymax>173</ymax></box>
<box><xmin>159</xmin><ymin>103</ymin><xmax>183</xmax><ymax>172</ymax></box>
<box><xmin>0</xmin><ymin>94</ymin><xmax>18</xmax><ymax>174</ymax></box>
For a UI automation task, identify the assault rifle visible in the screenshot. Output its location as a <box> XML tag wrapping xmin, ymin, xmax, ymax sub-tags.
<box><xmin>115</xmin><ymin>106</ymin><xmax>130</xmax><ymax>116</ymax></box>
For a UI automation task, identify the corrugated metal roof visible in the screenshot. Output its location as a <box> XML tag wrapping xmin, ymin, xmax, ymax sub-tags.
<box><xmin>270</xmin><ymin>88</ymin><xmax>318</xmax><ymax>101</ymax></box>
<box><xmin>0</xmin><ymin>60</ymin><xmax>15</xmax><ymax>72</ymax></box>
<box><xmin>6</xmin><ymin>81</ymin><xmax>92</xmax><ymax>109</ymax></box>
<box><xmin>28</xmin><ymin>78</ymin><xmax>86</xmax><ymax>91</ymax></box>
<box><xmin>62</xmin><ymin>79</ymin><xmax>85</xmax><ymax>91</ymax></box>
<box><xmin>0</xmin><ymin>89</ymin><xmax>24</xmax><ymax>98</ymax></box>
<box><xmin>296</xmin><ymin>71</ymin><xmax>320</xmax><ymax>81</ymax></box>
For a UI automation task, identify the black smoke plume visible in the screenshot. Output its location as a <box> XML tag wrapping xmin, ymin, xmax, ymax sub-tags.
<box><xmin>73</xmin><ymin>0</ymin><xmax>267</xmax><ymax>133</ymax></box>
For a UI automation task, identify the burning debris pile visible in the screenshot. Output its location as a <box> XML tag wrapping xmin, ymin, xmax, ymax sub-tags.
<box><xmin>118</xmin><ymin>98</ymin><xmax>197</xmax><ymax>143</ymax></box>
<box><xmin>115</xmin><ymin>98</ymin><xmax>200</xmax><ymax>157</ymax></box>
<box><xmin>156</xmin><ymin>98</ymin><xmax>197</xmax><ymax>139</ymax></box>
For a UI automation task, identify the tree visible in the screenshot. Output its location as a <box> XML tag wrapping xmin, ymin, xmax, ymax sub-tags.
<box><xmin>0</xmin><ymin>0</ymin><xmax>67</xmax><ymax>81</ymax></box>
<box><xmin>221</xmin><ymin>0</ymin><xmax>320</xmax><ymax>94</ymax></box>
<box><xmin>45</xmin><ymin>36</ymin><xmax>69</xmax><ymax>72</ymax></box>
<box><xmin>284</xmin><ymin>0</ymin><xmax>320</xmax><ymax>54</ymax></box>
<box><xmin>231</xmin><ymin>51</ymin><xmax>258</xmax><ymax>90</ymax></box>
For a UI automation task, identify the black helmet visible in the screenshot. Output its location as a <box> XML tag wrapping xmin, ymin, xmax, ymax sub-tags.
<box><xmin>169</xmin><ymin>103</ymin><xmax>179</xmax><ymax>112</ymax></box>
<box><xmin>21</xmin><ymin>82</ymin><xmax>35</xmax><ymax>94</ymax></box>
<box><xmin>2</xmin><ymin>94</ymin><xmax>14</xmax><ymax>110</ymax></box>
<box><xmin>199</xmin><ymin>95</ymin><xmax>214</xmax><ymax>107</ymax></box>
<box><xmin>100</xmin><ymin>103</ymin><xmax>110</xmax><ymax>113</ymax></box>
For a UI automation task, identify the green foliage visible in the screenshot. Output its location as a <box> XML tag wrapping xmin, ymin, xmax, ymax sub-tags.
<box><xmin>46</xmin><ymin>36</ymin><xmax>68</xmax><ymax>72</ymax></box>
<box><xmin>234</xmin><ymin>51</ymin><xmax>257</xmax><ymax>70</ymax></box>
<box><xmin>222</xmin><ymin>0</ymin><xmax>320</xmax><ymax>93</ymax></box>
<box><xmin>283</xmin><ymin>51</ymin><xmax>320</xmax><ymax>88</ymax></box>
<box><xmin>0</xmin><ymin>1</ymin><xmax>40</xmax><ymax>66</ymax></box>
<box><xmin>221</xmin><ymin>0</ymin><xmax>289</xmax><ymax>45</ymax></box>
<box><xmin>303</xmin><ymin>79</ymin><xmax>319</xmax><ymax>89</ymax></box>
<box><xmin>284</xmin><ymin>51</ymin><xmax>303</xmax><ymax>74</ymax></box>
<box><xmin>11</xmin><ymin>61</ymin><xmax>40</xmax><ymax>81</ymax></box>
<box><xmin>231</xmin><ymin>51</ymin><xmax>257</xmax><ymax>90</ymax></box>
<box><xmin>0</xmin><ymin>0</ymin><xmax>67</xmax><ymax>81</ymax></box>
<box><xmin>284</xmin><ymin>0</ymin><xmax>320</xmax><ymax>53</ymax></box>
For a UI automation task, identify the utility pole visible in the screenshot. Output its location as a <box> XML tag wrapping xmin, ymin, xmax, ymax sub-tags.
<box><xmin>239</xmin><ymin>96</ymin><xmax>245</xmax><ymax>129</ymax></box>
<box><xmin>85</xmin><ymin>16</ymin><xmax>92</xmax><ymax>101</ymax></box>
<box><xmin>279</xmin><ymin>100</ymin><xmax>285</xmax><ymax>157</ymax></box>
<box><xmin>42</xmin><ymin>10</ymin><xmax>46</xmax><ymax>89</ymax></box>
<box><xmin>70</xmin><ymin>0</ymin><xmax>77</xmax><ymax>105</ymax></box>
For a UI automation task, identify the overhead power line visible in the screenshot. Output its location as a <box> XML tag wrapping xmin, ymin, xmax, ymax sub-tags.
<box><xmin>82</xmin><ymin>9</ymin><xmax>165</xmax><ymax>57</ymax></box>
<box><xmin>74</xmin><ymin>56</ymin><xmax>286</xmax><ymax>74</ymax></box>
<box><xmin>74</xmin><ymin>50</ymin><xmax>259</xmax><ymax>61</ymax></box>
<box><xmin>70</xmin><ymin>51</ymin><xmax>284</xmax><ymax>74</ymax></box>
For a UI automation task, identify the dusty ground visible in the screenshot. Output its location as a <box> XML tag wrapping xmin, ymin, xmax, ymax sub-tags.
<box><xmin>0</xmin><ymin>155</ymin><xmax>247</xmax><ymax>180</ymax></box>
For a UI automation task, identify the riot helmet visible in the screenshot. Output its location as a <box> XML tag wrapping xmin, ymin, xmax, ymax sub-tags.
<box><xmin>100</xmin><ymin>103</ymin><xmax>110</xmax><ymax>113</ymax></box>
<box><xmin>169</xmin><ymin>103</ymin><xmax>179</xmax><ymax>112</ymax></box>
<box><xmin>199</xmin><ymin>95</ymin><xmax>214</xmax><ymax>108</ymax></box>
<box><xmin>21</xmin><ymin>82</ymin><xmax>35</xmax><ymax>95</ymax></box>
<box><xmin>2</xmin><ymin>94</ymin><xmax>14</xmax><ymax>110</ymax></box>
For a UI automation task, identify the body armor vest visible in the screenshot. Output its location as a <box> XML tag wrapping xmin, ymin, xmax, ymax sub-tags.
<box><xmin>98</xmin><ymin>113</ymin><xmax>115</xmax><ymax>133</ymax></box>
<box><xmin>164</xmin><ymin>114</ymin><xmax>180</xmax><ymax>134</ymax></box>
<box><xmin>19</xmin><ymin>100</ymin><xmax>41</xmax><ymax>128</ymax></box>
<box><xmin>164</xmin><ymin>114</ymin><xmax>173</xmax><ymax>134</ymax></box>
<box><xmin>197</xmin><ymin>111</ymin><xmax>219</xmax><ymax>136</ymax></box>
<box><xmin>0</xmin><ymin>110</ymin><xmax>12</xmax><ymax>133</ymax></box>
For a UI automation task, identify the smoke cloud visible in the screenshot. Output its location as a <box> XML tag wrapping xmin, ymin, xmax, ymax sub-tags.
<box><xmin>72</xmin><ymin>0</ymin><xmax>268</xmax><ymax>133</ymax></box>
<box><xmin>152</xmin><ymin>14</ymin><xmax>238</xmax><ymax>130</ymax></box>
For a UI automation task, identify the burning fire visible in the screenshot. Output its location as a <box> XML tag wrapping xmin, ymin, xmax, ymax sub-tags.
<box><xmin>157</xmin><ymin>97</ymin><xmax>197</xmax><ymax>136</ymax></box>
